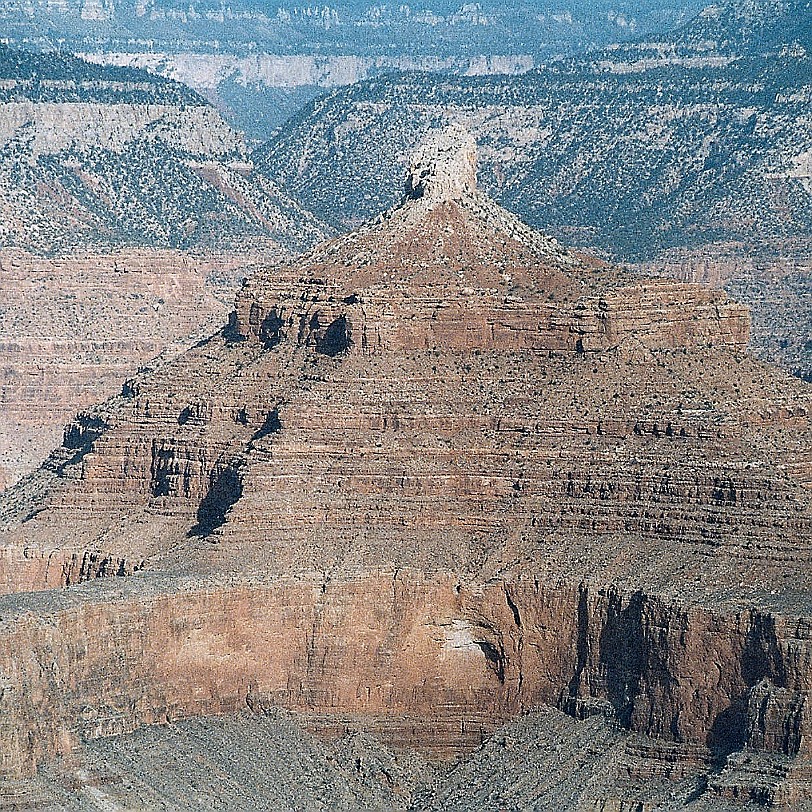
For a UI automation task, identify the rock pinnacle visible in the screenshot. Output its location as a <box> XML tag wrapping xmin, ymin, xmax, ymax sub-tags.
<box><xmin>405</xmin><ymin>124</ymin><xmax>478</xmax><ymax>202</ymax></box>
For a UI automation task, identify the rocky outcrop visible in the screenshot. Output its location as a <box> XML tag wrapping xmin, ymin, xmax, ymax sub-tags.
<box><xmin>637</xmin><ymin>243</ymin><xmax>812</xmax><ymax>383</ymax></box>
<box><xmin>0</xmin><ymin>249</ymin><xmax>264</xmax><ymax>488</ymax></box>
<box><xmin>0</xmin><ymin>101</ymin><xmax>243</xmax><ymax>157</ymax></box>
<box><xmin>405</xmin><ymin>125</ymin><xmax>479</xmax><ymax>201</ymax></box>
<box><xmin>0</xmin><ymin>132</ymin><xmax>809</xmax><ymax>807</ymax></box>
<box><xmin>0</xmin><ymin>572</ymin><xmax>810</xmax><ymax>797</ymax></box>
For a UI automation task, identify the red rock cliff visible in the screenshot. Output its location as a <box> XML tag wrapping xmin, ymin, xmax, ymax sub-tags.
<box><xmin>0</xmin><ymin>129</ymin><xmax>809</xmax><ymax>806</ymax></box>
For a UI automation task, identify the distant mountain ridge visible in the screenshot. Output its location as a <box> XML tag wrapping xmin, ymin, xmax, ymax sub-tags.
<box><xmin>0</xmin><ymin>45</ymin><xmax>326</xmax><ymax>253</ymax></box>
<box><xmin>0</xmin><ymin>0</ymin><xmax>705</xmax><ymax>57</ymax></box>
<box><xmin>0</xmin><ymin>0</ymin><xmax>706</xmax><ymax>139</ymax></box>
<box><xmin>672</xmin><ymin>0</ymin><xmax>811</xmax><ymax>51</ymax></box>
<box><xmin>255</xmin><ymin>48</ymin><xmax>811</xmax><ymax>259</ymax></box>
<box><xmin>0</xmin><ymin>44</ymin><xmax>201</xmax><ymax>104</ymax></box>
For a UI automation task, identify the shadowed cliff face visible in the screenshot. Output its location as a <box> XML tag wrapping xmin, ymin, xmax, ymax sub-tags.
<box><xmin>0</xmin><ymin>130</ymin><xmax>810</xmax><ymax>806</ymax></box>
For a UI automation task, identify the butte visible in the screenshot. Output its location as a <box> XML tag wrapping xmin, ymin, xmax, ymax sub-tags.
<box><xmin>0</xmin><ymin>127</ymin><xmax>810</xmax><ymax>802</ymax></box>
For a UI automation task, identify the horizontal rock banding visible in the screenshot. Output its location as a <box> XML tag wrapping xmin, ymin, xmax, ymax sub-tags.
<box><xmin>0</xmin><ymin>572</ymin><xmax>809</xmax><ymax>779</ymax></box>
<box><xmin>0</xmin><ymin>133</ymin><xmax>809</xmax><ymax>805</ymax></box>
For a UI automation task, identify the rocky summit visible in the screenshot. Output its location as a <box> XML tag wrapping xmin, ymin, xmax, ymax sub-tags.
<box><xmin>254</xmin><ymin>0</ymin><xmax>812</xmax><ymax>382</ymax></box>
<box><xmin>0</xmin><ymin>129</ymin><xmax>810</xmax><ymax>809</ymax></box>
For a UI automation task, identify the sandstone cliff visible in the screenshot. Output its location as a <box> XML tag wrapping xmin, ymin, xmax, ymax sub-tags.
<box><xmin>0</xmin><ymin>248</ymin><xmax>260</xmax><ymax>488</ymax></box>
<box><xmin>0</xmin><ymin>130</ymin><xmax>809</xmax><ymax>809</ymax></box>
<box><xmin>637</xmin><ymin>242</ymin><xmax>812</xmax><ymax>383</ymax></box>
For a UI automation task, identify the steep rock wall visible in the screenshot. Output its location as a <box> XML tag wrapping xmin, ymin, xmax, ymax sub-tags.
<box><xmin>234</xmin><ymin>276</ymin><xmax>751</xmax><ymax>355</ymax></box>
<box><xmin>0</xmin><ymin>101</ymin><xmax>243</xmax><ymax>157</ymax></box>
<box><xmin>0</xmin><ymin>572</ymin><xmax>809</xmax><ymax>780</ymax></box>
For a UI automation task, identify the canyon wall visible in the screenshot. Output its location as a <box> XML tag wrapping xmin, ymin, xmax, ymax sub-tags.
<box><xmin>235</xmin><ymin>275</ymin><xmax>751</xmax><ymax>355</ymax></box>
<box><xmin>79</xmin><ymin>53</ymin><xmax>537</xmax><ymax>95</ymax></box>
<box><xmin>0</xmin><ymin>249</ymin><xmax>250</xmax><ymax>487</ymax></box>
<box><xmin>636</xmin><ymin>244</ymin><xmax>812</xmax><ymax>382</ymax></box>
<box><xmin>0</xmin><ymin>136</ymin><xmax>808</xmax><ymax>808</ymax></box>
<box><xmin>0</xmin><ymin>100</ymin><xmax>243</xmax><ymax>157</ymax></box>
<box><xmin>0</xmin><ymin>572</ymin><xmax>809</xmax><ymax>784</ymax></box>
<box><xmin>0</xmin><ymin>45</ymin><xmax>328</xmax><ymax>253</ymax></box>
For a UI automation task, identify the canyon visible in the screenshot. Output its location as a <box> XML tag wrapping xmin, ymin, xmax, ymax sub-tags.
<box><xmin>256</xmin><ymin>4</ymin><xmax>812</xmax><ymax>259</ymax></box>
<box><xmin>0</xmin><ymin>0</ymin><xmax>705</xmax><ymax>139</ymax></box>
<box><xmin>0</xmin><ymin>45</ymin><xmax>326</xmax><ymax>253</ymax></box>
<box><xmin>254</xmin><ymin>0</ymin><xmax>812</xmax><ymax>381</ymax></box>
<box><xmin>0</xmin><ymin>45</ymin><xmax>325</xmax><ymax>493</ymax></box>
<box><xmin>1</xmin><ymin>0</ymin><xmax>808</xmax><ymax>510</ymax></box>
<box><xmin>0</xmin><ymin>128</ymin><xmax>809</xmax><ymax>808</ymax></box>
<box><xmin>77</xmin><ymin>51</ymin><xmax>539</xmax><ymax>141</ymax></box>
<box><xmin>0</xmin><ymin>248</ymin><xmax>259</xmax><ymax>488</ymax></box>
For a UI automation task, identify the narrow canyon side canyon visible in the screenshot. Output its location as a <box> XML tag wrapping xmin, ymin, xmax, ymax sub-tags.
<box><xmin>0</xmin><ymin>128</ymin><xmax>810</xmax><ymax>809</ymax></box>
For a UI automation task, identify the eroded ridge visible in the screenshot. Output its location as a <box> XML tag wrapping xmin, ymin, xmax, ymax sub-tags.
<box><xmin>0</xmin><ymin>130</ymin><xmax>810</xmax><ymax>808</ymax></box>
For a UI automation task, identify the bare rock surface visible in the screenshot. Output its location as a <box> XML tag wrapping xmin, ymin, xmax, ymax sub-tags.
<box><xmin>0</xmin><ymin>248</ymin><xmax>264</xmax><ymax>488</ymax></box>
<box><xmin>2</xmin><ymin>708</ymin><xmax>807</xmax><ymax>810</ymax></box>
<box><xmin>635</xmin><ymin>242</ymin><xmax>812</xmax><ymax>383</ymax></box>
<box><xmin>0</xmin><ymin>130</ymin><xmax>809</xmax><ymax>808</ymax></box>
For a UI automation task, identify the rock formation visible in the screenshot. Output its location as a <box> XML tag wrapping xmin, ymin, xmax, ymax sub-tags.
<box><xmin>405</xmin><ymin>125</ymin><xmax>479</xmax><ymax>201</ymax></box>
<box><xmin>637</xmin><ymin>243</ymin><xmax>812</xmax><ymax>383</ymax></box>
<box><xmin>0</xmin><ymin>129</ymin><xmax>810</xmax><ymax>809</ymax></box>
<box><xmin>0</xmin><ymin>46</ymin><xmax>329</xmax><ymax>489</ymax></box>
<box><xmin>0</xmin><ymin>248</ymin><xmax>261</xmax><ymax>488</ymax></box>
<box><xmin>5</xmin><ymin>706</ymin><xmax>805</xmax><ymax>810</ymax></box>
<box><xmin>253</xmin><ymin>0</ymin><xmax>811</xmax><ymax>381</ymax></box>
<box><xmin>0</xmin><ymin>44</ymin><xmax>327</xmax><ymax>253</ymax></box>
<box><xmin>256</xmin><ymin>2</ymin><xmax>812</xmax><ymax>261</ymax></box>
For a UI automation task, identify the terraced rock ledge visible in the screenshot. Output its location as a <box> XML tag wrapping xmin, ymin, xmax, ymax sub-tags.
<box><xmin>0</xmin><ymin>128</ymin><xmax>810</xmax><ymax>810</ymax></box>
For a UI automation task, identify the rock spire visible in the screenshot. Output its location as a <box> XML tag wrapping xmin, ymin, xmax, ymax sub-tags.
<box><xmin>405</xmin><ymin>124</ymin><xmax>478</xmax><ymax>201</ymax></box>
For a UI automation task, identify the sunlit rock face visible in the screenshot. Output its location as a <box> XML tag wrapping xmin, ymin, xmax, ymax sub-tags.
<box><xmin>0</xmin><ymin>131</ymin><xmax>810</xmax><ymax>810</ymax></box>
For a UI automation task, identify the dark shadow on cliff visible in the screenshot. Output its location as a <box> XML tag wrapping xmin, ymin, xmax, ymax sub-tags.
<box><xmin>707</xmin><ymin>611</ymin><xmax>787</xmax><ymax>766</ymax></box>
<box><xmin>598</xmin><ymin>589</ymin><xmax>647</xmax><ymax>729</ymax></box>
<box><xmin>251</xmin><ymin>408</ymin><xmax>282</xmax><ymax>442</ymax></box>
<box><xmin>563</xmin><ymin>583</ymin><xmax>591</xmax><ymax>717</ymax></box>
<box><xmin>316</xmin><ymin>315</ymin><xmax>351</xmax><ymax>356</ymax></box>
<box><xmin>191</xmin><ymin>463</ymin><xmax>243</xmax><ymax>537</ymax></box>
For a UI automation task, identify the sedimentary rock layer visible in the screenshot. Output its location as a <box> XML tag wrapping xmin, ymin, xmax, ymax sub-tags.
<box><xmin>0</xmin><ymin>249</ymin><xmax>261</xmax><ymax>487</ymax></box>
<box><xmin>0</xmin><ymin>131</ymin><xmax>809</xmax><ymax>807</ymax></box>
<box><xmin>637</xmin><ymin>242</ymin><xmax>812</xmax><ymax>383</ymax></box>
<box><xmin>0</xmin><ymin>45</ymin><xmax>328</xmax><ymax>253</ymax></box>
<box><xmin>1</xmin><ymin>571</ymin><xmax>811</xmax><ymax>774</ymax></box>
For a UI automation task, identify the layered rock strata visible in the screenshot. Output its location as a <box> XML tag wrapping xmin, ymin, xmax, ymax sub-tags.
<box><xmin>0</xmin><ymin>130</ymin><xmax>810</xmax><ymax>808</ymax></box>
<box><xmin>0</xmin><ymin>45</ymin><xmax>327</xmax><ymax>253</ymax></box>
<box><xmin>0</xmin><ymin>249</ymin><xmax>261</xmax><ymax>487</ymax></box>
<box><xmin>637</xmin><ymin>242</ymin><xmax>812</xmax><ymax>383</ymax></box>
